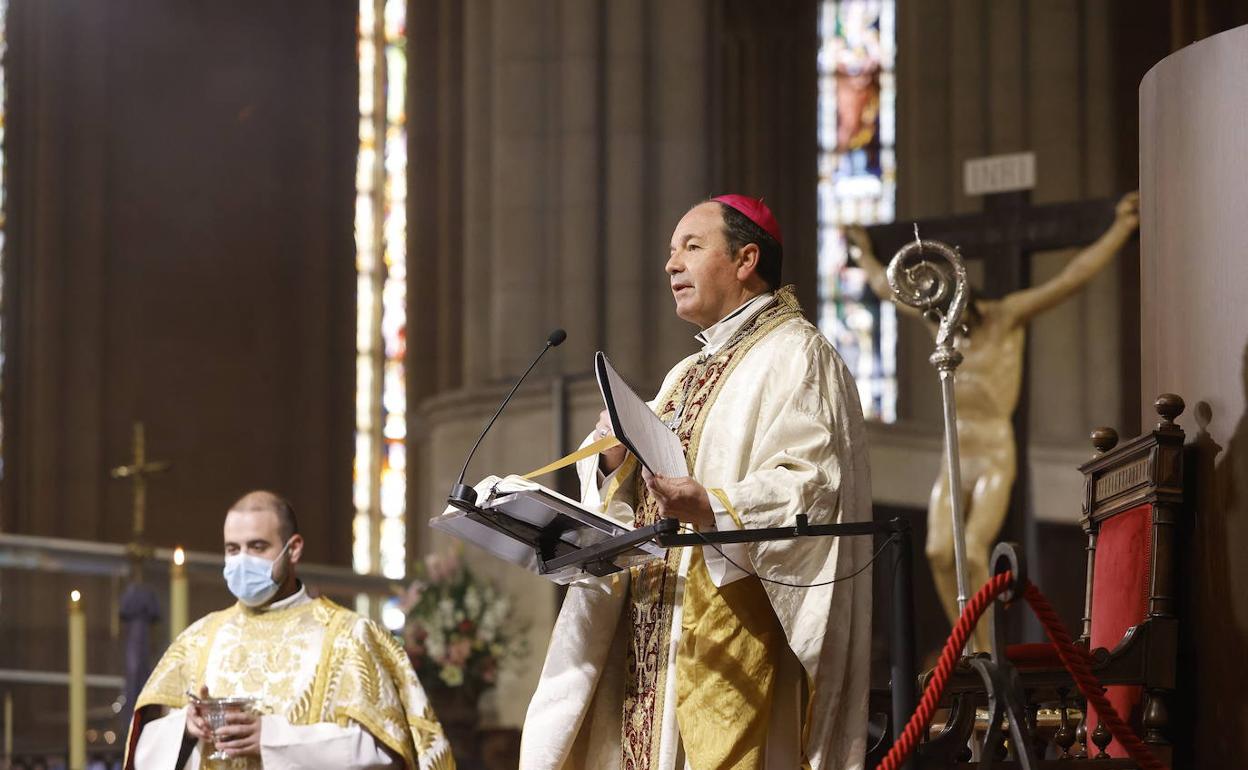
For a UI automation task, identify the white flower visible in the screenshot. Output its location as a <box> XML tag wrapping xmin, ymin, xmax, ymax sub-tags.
<box><xmin>479</xmin><ymin>615</ymin><xmax>497</xmax><ymax>640</ymax></box>
<box><xmin>426</xmin><ymin>630</ymin><xmax>446</xmax><ymax>662</ymax></box>
<box><xmin>440</xmin><ymin>664</ymin><xmax>464</xmax><ymax>687</ymax></box>
<box><xmin>464</xmin><ymin>586</ymin><xmax>482</xmax><ymax>617</ymax></box>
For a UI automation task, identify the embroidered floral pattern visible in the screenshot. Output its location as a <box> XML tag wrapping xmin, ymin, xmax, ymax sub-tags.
<box><xmin>129</xmin><ymin>598</ymin><xmax>455</xmax><ymax>770</ymax></box>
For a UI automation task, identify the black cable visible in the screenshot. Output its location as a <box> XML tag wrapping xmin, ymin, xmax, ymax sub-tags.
<box><xmin>676</xmin><ymin>524</ymin><xmax>897</xmax><ymax>589</ymax></box>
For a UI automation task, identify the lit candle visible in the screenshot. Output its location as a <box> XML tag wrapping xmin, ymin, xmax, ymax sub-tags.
<box><xmin>68</xmin><ymin>590</ymin><xmax>86</xmax><ymax>770</ymax></box>
<box><xmin>170</xmin><ymin>547</ymin><xmax>188</xmax><ymax>641</ymax></box>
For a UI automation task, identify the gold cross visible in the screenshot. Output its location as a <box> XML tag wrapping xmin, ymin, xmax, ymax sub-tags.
<box><xmin>109</xmin><ymin>422</ymin><xmax>171</xmax><ymax>541</ymax></box>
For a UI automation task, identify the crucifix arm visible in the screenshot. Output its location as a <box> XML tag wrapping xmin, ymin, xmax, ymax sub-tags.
<box><xmin>844</xmin><ymin>225</ymin><xmax>924</xmax><ymax>320</ymax></box>
<box><xmin>1000</xmin><ymin>191</ymin><xmax>1139</xmax><ymax>324</ymax></box>
<box><xmin>110</xmin><ymin>460</ymin><xmax>172</xmax><ymax>479</ymax></box>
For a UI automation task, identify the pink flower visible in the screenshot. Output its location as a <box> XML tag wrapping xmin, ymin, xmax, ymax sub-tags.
<box><xmin>398</xmin><ymin>581</ymin><xmax>425</xmax><ymax>613</ymax></box>
<box><xmin>425</xmin><ymin>551</ymin><xmax>462</xmax><ymax>583</ymax></box>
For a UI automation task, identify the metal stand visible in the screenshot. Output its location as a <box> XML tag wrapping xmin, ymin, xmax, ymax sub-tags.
<box><xmin>445</xmin><ymin>496</ymin><xmax>678</xmax><ymax>577</ymax></box>
<box><xmin>972</xmin><ymin>543</ymin><xmax>1040</xmax><ymax>768</ymax></box>
<box><xmin>918</xmin><ymin>542</ymin><xmax>1044</xmax><ymax>768</ymax></box>
<box><xmin>448</xmin><ymin>495</ymin><xmax>920</xmax><ymax>767</ymax></box>
<box><xmin>890</xmin><ymin>518</ymin><xmax>918</xmax><ymax>770</ymax></box>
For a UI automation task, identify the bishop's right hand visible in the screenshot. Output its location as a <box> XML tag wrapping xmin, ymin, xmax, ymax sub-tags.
<box><xmin>596</xmin><ymin>409</ymin><xmax>626</xmax><ymax>474</ymax></box>
<box><xmin>185</xmin><ymin>684</ymin><xmax>211</xmax><ymax>740</ymax></box>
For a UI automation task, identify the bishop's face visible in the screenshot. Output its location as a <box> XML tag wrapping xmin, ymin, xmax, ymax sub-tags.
<box><xmin>666</xmin><ymin>202</ymin><xmax>753</xmax><ymax>329</ymax></box>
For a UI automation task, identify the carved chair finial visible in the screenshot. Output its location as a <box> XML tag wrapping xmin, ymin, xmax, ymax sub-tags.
<box><xmin>1091</xmin><ymin>427</ymin><xmax>1119</xmax><ymax>456</ymax></box>
<box><xmin>1154</xmin><ymin>393</ymin><xmax>1185</xmax><ymax>430</ymax></box>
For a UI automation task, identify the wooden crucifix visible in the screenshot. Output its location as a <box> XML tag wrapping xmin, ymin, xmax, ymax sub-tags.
<box><xmin>109</xmin><ymin>421</ymin><xmax>171</xmax><ymax>543</ymax></box>
<box><xmin>864</xmin><ymin>193</ymin><xmax>1123</xmax><ymax>297</ymax></box>
<box><xmin>852</xmin><ymin>171</ymin><xmax>1139</xmax><ymax>646</ymax></box>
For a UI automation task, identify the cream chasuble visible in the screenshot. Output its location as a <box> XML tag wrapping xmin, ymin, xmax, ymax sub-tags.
<box><xmin>126</xmin><ymin>586</ymin><xmax>455</xmax><ymax>770</ymax></box>
<box><xmin>521</xmin><ymin>287</ymin><xmax>873</xmax><ymax>770</ymax></box>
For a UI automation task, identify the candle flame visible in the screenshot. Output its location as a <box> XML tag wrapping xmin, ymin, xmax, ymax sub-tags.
<box><xmin>70</xmin><ymin>590</ymin><xmax>81</xmax><ymax>603</ymax></box>
<box><xmin>174</xmin><ymin>547</ymin><xmax>185</xmax><ymax>566</ymax></box>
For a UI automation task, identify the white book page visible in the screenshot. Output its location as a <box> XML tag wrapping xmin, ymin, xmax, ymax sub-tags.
<box><xmin>595</xmin><ymin>352</ymin><xmax>688</xmax><ymax>477</ymax></box>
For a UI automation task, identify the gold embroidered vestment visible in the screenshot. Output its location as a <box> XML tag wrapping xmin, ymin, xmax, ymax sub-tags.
<box><xmin>131</xmin><ymin>596</ymin><xmax>454</xmax><ymax>770</ymax></box>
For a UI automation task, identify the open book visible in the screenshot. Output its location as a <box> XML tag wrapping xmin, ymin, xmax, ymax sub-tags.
<box><xmin>431</xmin><ymin>474</ymin><xmax>665</xmax><ymax>584</ymax></box>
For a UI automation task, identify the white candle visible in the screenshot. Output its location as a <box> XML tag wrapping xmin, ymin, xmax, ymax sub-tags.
<box><xmin>68</xmin><ymin>590</ymin><xmax>86</xmax><ymax>770</ymax></box>
<box><xmin>170</xmin><ymin>547</ymin><xmax>188</xmax><ymax>641</ymax></box>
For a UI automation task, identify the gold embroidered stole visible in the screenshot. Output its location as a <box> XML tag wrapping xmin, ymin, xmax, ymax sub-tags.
<box><xmin>620</xmin><ymin>287</ymin><xmax>802</xmax><ymax>770</ymax></box>
<box><xmin>675</xmin><ymin>547</ymin><xmax>786</xmax><ymax>770</ymax></box>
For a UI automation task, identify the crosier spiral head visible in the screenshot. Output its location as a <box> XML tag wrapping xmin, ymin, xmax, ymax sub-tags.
<box><xmin>885</xmin><ymin>228</ymin><xmax>969</xmax><ymax>350</ymax></box>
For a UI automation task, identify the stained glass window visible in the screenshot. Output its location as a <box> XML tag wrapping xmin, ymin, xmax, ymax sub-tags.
<box><xmin>817</xmin><ymin>0</ymin><xmax>898</xmax><ymax>421</ymax></box>
<box><xmin>0</xmin><ymin>0</ymin><xmax>8</xmax><ymax>476</ymax></box>
<box><xmin>354</xmin><ymin>0</ymin><xmax>407</xmax><ymax>579</ymax></box>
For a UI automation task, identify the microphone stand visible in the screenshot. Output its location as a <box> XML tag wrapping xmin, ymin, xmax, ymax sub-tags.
<box><xmin>449</xmin><ymin>329</ymin><xmax>566</xmax><ymax>506</ymax></box>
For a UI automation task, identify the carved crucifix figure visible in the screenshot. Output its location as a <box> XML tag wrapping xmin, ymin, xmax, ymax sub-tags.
<box><xmin>109</xmin><ymin>421</ymin><xmax>171</xmax><ymax>542</ymax></box>
<box><xmin>849</xmin><ymin>192</ymin><xmax>1139</xmax><ymax>650</ymax></box>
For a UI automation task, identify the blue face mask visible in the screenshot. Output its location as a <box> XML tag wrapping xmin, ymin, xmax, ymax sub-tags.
<box><xmin>223</xmin><ymin>539</ymin><xmax>292</xmax><ymax>607</ymax></box>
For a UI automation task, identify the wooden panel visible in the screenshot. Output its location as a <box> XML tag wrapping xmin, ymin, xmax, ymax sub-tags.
<box><xmin>711</xmin><ymin>0</ymin><xmax>819</xmax><ymax>315</ymax></box>
<box><xmin>0</xmin><ymin>0</ymin><xmax>356</xmax><ymax>750</ymax></box>
<box><xmin>2</xmin><ymin>0</ymin><xmax>356</xmax><ymax>564</ymax></box>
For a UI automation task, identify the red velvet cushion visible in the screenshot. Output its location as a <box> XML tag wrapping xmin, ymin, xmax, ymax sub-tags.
<box><xmin>1006</xmin><ymin>642</ymin><xmax>1062</xmax><ymax>669</ymax></box>
<box><xmin>1088</xmin><ymin>503</ymin><xmax>1153</xmax><ymax>757</ymax></box>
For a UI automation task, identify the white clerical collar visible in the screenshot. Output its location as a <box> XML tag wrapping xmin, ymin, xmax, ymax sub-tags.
<box><xmin>695</xmin><ymin>292</ymin><xmax>774</xmax><ymax>355</ymax></box>
<box><xmin>261</xmin><ymin>582</ymin><xmax>310</xmax><ymax>612</ymax></box>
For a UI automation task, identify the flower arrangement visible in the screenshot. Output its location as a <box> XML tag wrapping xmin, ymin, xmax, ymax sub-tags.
<box><xmin>399</xmin><ymin>547</ymin><xmax>523</xmax><ymax>695</ymax></box>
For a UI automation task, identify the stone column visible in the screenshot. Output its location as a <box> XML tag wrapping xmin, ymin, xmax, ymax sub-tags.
<box><xmin>412</xmin><ymin>0</ymin><xmax>720</xmax><ymax>727</ymax></box>
<box><xmin>1138</xmin><ymin>25</ymin><xmax>1248</xmax><ymax>763</ymax></box>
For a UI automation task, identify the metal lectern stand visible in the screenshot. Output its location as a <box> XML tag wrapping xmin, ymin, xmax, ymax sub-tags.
<box><xmin>445</xmin><ymin>496</ymin><xmax>917</xmax><ymax>768</ymax></box>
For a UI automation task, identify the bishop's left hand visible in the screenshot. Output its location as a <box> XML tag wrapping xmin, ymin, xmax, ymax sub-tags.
<box><xmin>642</xmin><ymin>468</ymin><xmax>715</xmax><ymax>529</ymax></box>
<box><xmin>212</xmin><ymin>710</ymin><xmax>262</xmax><ymax>758</ymax></box>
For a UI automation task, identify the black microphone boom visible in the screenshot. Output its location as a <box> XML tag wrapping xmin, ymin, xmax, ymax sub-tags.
<box><xmin>448</xmin><ymin>329</ymin><xmax>567</xmax><ymax>506</ymax></box>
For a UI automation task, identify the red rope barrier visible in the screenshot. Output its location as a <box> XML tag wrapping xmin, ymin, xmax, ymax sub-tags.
<box><xmin>874</xmin><ymin>571</ymin><xmax>1168</xmax><ymax>770</ymax></box>
<box><xmin>1022</xmin><ymin>584</ymin><xmax>1167</xmax><ymax>770</ymax></box>
<box><xmin>874</xmin><ymin>572</ymin><xmax>1012</xmax><ymax>770</ymax></box>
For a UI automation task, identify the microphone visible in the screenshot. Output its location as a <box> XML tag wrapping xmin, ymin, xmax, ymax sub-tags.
<box><xmin>448</xmin><ymin>329</ymin><xmax>568</xmax><ymax>506</ymax></box>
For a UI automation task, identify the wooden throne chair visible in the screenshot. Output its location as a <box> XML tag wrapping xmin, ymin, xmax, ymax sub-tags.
<box><xmin>917</xmin><ymin>393</ymin><xmax>1187</xmax><ymax>766</ymax></box>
